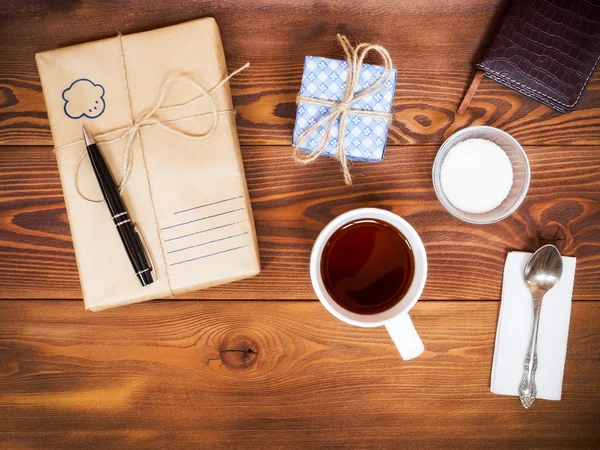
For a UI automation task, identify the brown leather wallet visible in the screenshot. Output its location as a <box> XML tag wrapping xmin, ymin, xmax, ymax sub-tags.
<box><xmin>459</xmin><ymin>0</ymin><xmax>600</xmax><ymax>114</ymax></box>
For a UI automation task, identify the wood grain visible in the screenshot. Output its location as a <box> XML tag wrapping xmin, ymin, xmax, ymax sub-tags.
<box><xmin>1</xmin><ymin>300</ymin><xmax>598</xmax><ymax>449</ymax></box>
<box><xmin>2</xmin><ymin>1</ymin><xmax>600</xmax><ymax>448</ymax></box>
<box><xmin>1</xmin><ymin>144</ymin><xmax>599</xmax><ymax>301</ymax></box>
<box><xmin>1</xmin><ymin>0</ymin><xmax>600</xmax><ymax>146</ymax></box>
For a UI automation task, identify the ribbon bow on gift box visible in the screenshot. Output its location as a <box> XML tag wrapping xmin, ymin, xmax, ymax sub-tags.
<box><xmin>54</xmin><ymin>34</ymin><xmax>250</xmax><ymax>203</ymax></box>
<box><xmin>293</xmin><ymin>34</ymin><xmax>395</xmax><ymax>185</ymax></box>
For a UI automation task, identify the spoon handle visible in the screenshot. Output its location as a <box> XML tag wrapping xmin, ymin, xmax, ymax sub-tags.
<box><xmin>519</xmin><ymin>299</ymin><xmax>542</xmax><ymax>409</ymax></box>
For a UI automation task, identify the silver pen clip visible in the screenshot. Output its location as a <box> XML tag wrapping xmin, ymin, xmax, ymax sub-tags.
<box><xmin>133</xmin><ymin>223</ymin><xmax>156</xmax><ymax>281</ymax></box>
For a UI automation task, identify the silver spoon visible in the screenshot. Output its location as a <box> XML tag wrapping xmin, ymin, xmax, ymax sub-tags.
<box><xmin>518</xmin><ymin>244</ymin><xmax>563</xmax><ymax>409</ymax></box>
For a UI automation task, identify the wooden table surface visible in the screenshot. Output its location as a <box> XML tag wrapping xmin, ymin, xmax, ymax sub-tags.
<box><xmin>1</xmin><ymin>0</ymin><xmax>599</xmax><ymax>448</ymax></box>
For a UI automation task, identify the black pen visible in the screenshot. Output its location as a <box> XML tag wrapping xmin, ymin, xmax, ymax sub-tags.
<box><xmin>82</xmin><ymin>126</ymin><xmax>155</xmax><ymax>286</ymax></box>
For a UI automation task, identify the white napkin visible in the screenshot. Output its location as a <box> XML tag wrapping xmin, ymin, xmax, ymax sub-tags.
<box><xmin>491</xmin><ymin>251</ymin><xmax>576</xmax><ymax>400</ymax></box>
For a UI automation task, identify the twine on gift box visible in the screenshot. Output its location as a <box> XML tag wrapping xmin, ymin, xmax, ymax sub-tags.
<box><xmin>52</xmin><ymin>33</ymin><xmax>251</xmax><ymax>296</ymax></box>
<box><xmin>55</xmin><ymin>60</ymin><xmax>249</xmax><ymax>203</ymax></box>
<box><xmin>293</xmin><ymin>34</ymin><xmax>394</xmax><ymax>185</ymax></box>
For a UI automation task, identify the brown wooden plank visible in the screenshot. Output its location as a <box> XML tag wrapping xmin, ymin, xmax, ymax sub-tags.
<box><xmin>1</xmin><ymin>144</ymin><xmax>599</xmax><ymax>301</ymax></box>
<box><xmin>0</xmin><ymin>300</ymin><xmax>598</xmax><ymax>449</ymax></box>
<box><xmin>1</xmin><ymin>0</ymin><xmax>600</xmax><ymax>146</ymax></box>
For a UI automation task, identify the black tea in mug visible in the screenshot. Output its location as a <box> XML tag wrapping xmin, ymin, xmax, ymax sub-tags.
<box><xmin>320</xmin><ymin>218</ymin><xmax>415</xmax><ymax>315</ymax></box>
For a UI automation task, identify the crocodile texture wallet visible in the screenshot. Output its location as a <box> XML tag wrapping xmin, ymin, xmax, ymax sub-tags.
<box><xmin>462</xmin><ymin>0</ymin><xmax>600</xmax><ymax>114</ymax></box>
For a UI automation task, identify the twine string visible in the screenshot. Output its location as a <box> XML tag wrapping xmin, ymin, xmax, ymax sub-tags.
<box><xmin>60</xmin><ymin>62</ymin><xmax>250</xmax><ymax>202</ymax></box>
<box><xmin>293</xmin><ymin>34</ymin><xmax>394</xmax><ymax>185</ymax></box>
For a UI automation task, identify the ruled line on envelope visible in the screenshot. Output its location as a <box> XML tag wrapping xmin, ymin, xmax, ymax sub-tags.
<box><xmin>163</xmin><ymin>221</ymin><xmax>246</xmax><ymax>243</ymax></box>
<box><xmin>174</xmin><ymin>195</ymin><xmax>244</xmax><ymax>215</ymax></box>
<box><xmin>170</xmin><ymin>245</ymin><xmax>248</xmax><ymax>266</ymax></box>
<box><xmin>167</xmin><ymin>232</ymin><xmax>248</xmax><ymax>254</ymax></box>
<box><xmin>161</xmin><ymin>208</ymin><xmax>244</xmax><ymax>231</ymax></box>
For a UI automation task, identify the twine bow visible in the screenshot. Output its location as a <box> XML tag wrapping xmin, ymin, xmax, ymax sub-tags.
<box><xmin>61</xmin><ymin>63</ymin><xmax>249</xmax><ymax>202</ymax></box>
<box><xmin>293</xmin><ymin>34</ymin><xmax>394</xmax><ymax>185</ymax></box>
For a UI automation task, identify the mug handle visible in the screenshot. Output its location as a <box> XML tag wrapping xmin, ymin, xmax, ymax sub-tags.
<box><xmin>385</xmin><ymin>313</ymin><xmax>424</xmax><ymax>360</ymax></box>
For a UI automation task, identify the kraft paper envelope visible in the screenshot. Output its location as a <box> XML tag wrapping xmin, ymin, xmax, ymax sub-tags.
<box><xmin>35</xmin><ymin>18</ymin><xmax>260</xmax><ymax>311</ymax></box>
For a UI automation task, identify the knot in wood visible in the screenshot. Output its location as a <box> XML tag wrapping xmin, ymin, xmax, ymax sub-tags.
<box><xmin>413</xmin><ymin>114</ymin><xmax>432</xmax><ymax>127</ymax></box>
<box><xmin>219</xmin><ymin>335</ymin><xmax>259</xmax><ymax>370</ymax></box>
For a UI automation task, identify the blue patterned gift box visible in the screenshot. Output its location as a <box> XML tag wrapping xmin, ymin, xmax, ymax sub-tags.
<box><xmin>292</xmin><ymin>55</ymin><xmax>397</xmax><ymax>162</ymax></box>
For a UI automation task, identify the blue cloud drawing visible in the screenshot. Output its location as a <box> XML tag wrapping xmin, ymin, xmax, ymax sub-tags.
<box><xmin>62</xmin><ymin>78</ymin><xmax>106</xmax><ymax>119</ymax></box>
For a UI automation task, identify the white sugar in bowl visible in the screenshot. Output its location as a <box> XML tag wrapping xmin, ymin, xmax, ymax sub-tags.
<box><xmin>432</xmin><ymin>126</ymin><xmax>530</xmax><ymax>224</ymax></box>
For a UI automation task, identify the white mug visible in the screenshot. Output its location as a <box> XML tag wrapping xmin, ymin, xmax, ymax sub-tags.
<box><xmin>310</xmin><ymin>208</ymin><xmax>427</xmax><ymax>360</ymax></box>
